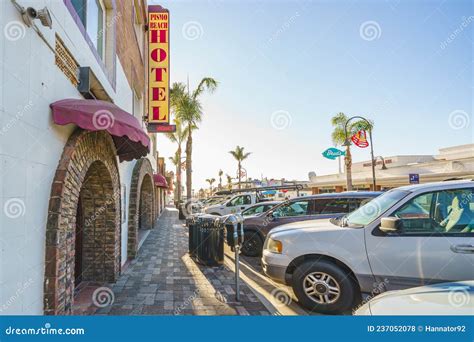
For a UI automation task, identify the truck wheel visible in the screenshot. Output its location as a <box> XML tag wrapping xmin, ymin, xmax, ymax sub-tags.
<box><xmin>241</xmin><ymin>232</ymin><xmax>263</xmax><ymax>257</ymax></box>
<box><xmin>292</xmin><ymin>260</ymin><xmax>358</xmax><ymax>314</ymax></box>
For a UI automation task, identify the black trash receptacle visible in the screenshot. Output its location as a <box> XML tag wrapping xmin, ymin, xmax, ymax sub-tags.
<box><xmin>187</xmin><ymin>215</ymin><xmax>199</xmax><ymax>258</ymax></box>
<box><xmin>195</xmin><ymin>215</ymin><xmax>224</xmax><ymax>266</ymax></box>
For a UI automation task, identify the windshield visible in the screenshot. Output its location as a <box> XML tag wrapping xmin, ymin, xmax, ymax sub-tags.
<box><xmin>344</xmin><ymin>190</ymin><xmax>409</xmax><ymax>227</ymax></box>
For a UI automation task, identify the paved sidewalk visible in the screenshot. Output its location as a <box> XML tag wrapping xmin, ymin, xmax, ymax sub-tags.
<box><xmin>90</xmin><ymin>207</ymin><xmax>270</xmax><ymax>315</ymax></box>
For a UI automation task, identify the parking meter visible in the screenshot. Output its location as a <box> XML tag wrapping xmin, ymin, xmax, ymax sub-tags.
<box><xmin>223</xmin><ymin>214</ymin><xmax>244</xmax><ymax>301</ymax></box>
<box><xmin>224</xmin><ymin>214</ymin><xmax>244</xmax><ymax>247</ymax></box>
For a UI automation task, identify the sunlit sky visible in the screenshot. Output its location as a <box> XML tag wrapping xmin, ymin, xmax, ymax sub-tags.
<box><xmin>150</xmin><ymin>0</ymin><xmax>473</xmax><ymax>191</ymax></box>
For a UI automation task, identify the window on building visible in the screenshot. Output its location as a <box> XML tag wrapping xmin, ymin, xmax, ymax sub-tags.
<box><xmin>71</xmin><ymin>0</ymin><xmax>106</xmax><ymax>60</ymax></box>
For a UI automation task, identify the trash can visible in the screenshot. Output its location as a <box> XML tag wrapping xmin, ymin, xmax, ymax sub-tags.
<box><xmin>187</xmin><ymin>215</ymin><xmax>199</xmax><ymax>258</ymax></box>
<box><xmin>194</xmin><ymin>215</ymin><xmax>224</xmax><ymax>266</ymax></box>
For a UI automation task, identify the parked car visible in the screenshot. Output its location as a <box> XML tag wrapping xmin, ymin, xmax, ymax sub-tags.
<box><xmin>241</xmin><ymin>192</ymin><xmax>382</xmax><ymax>257</ymax></box>
<box><xmin>354</xmin><ymin>281</ymin><xmax>474</xmax><ymax>315</ymax></box>
<box><xmin>261</xmin><ymin>180</ymin><xmax>474</xmax><ymax>314</ymax></box>
<box><xmin>241</xmin><ymin>201</ymin><xmax>282</xmax><ymax>217</ymax></box>
<box><xmin>203</xmin><ymin>192</ymin><xmax>266</xmax><ymax>216</ymax></box>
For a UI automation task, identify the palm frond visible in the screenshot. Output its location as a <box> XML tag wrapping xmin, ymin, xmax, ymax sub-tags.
<box><xmin>193</xmin><ymin>77</ymin><xmax>218</xmax><ymax>99</ymax></box>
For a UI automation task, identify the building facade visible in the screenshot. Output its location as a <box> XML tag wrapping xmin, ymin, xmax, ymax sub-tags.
<box><xmin>0</xmin><ymin>0</ymin><xmax>168</xmax><ymax>315</ymax></box>
<box><xmin>309</xmin><ymin>144</ymin><xmax>474</xmax><ymax>193</ymax></box>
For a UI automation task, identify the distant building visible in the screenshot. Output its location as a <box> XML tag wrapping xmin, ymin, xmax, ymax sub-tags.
<box><xmin>309</xmin><ymin>144</ymin><xmax>474</xmax><ymax>193</ymax></box>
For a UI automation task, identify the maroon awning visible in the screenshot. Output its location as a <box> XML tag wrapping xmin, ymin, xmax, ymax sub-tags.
<box><xmin>153</xmin><ymin>173</ymin><xmax>168</xmax><ymax>188</ymax></box>
<box><xmin>51</xmin><ymin>99</ymin><xmax>150</xmax><ymax>162</ymax></box>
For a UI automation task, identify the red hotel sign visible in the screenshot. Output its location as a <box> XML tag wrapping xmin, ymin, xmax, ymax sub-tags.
<box><xmin>148</xmin><ymin>6</ymin><xmax>170</xmax><ymax>125</ymax></box>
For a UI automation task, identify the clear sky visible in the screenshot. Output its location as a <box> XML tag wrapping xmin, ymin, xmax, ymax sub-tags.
<box><xmin>150</xmin><ymin>0</ymin><xmax>473</xmax><ymax>191</ymax></box>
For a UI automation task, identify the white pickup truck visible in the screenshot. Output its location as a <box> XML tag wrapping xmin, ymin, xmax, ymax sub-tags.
<box><xmin>203</xmin><ymin>193</ymin><xmax>259</xmax><ymax>216</ymax></box>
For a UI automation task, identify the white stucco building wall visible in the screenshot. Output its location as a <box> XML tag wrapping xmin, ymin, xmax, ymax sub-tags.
<box><xmin>0</xmin><ymin>0</ymin><xmax>159</xmax><ymax>314</ymax></box>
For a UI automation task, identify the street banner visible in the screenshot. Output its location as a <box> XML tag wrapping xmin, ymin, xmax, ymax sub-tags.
<box><xmin>148</xmin><ymin>5</ymin><xmax>170</xmax><ymax>126</ymax></box>
<box><xmin>322</xmin><ymin>147</ymin><xmax>346</xmax><ymax>160</ymax></box>
<box><xmin>352</xmin><ymin>130</ymin><xmax>369</xmax><ymax>148</ymax></box>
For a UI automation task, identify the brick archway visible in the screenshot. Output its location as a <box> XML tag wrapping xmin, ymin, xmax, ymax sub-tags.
<box><xmin>127</xmin><ymin>158</ymin><xmax>155</xmax><ymax>259</ymax></box>
<box><xmin>44</xmin><ymin>130</ymin><xmax>121</xmax><ymax>315</ymax></box>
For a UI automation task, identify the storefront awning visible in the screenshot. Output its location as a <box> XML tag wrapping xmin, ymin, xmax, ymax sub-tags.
<box><xmin>51</xmin><ymin>99</ymin><xmax>150</xmax><ymax>162</ymax></box>
<box><xmin>153</xmin><ymin>173</ymin><xmax>168</xmax><ymax>188</ymax></box>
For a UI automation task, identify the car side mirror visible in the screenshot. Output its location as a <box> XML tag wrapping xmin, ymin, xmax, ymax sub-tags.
<box><xmin>380</xmin><ymin>217</ymin><xmax>402</xmax><ymax>233</ymax></box>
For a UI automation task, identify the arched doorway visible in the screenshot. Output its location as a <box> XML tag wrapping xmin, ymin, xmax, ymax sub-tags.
<box><xmin>44</xmin><ymin>130</ymin><xmax>121</xmax><ymax>315</ymax></box>
<box><xmin>75</xmin><ymin>160</ymin><xmax>118</xmax><ymax>287</ymax></box>
<box><xmin>128</xmin><ymin>158</ymin><xmax>155</xmax><ymax>259</ymax></box>
<box><xmin>138</xmin><ymin>174</ymin><xmax>154</xmax><ymax>231</ymax></box>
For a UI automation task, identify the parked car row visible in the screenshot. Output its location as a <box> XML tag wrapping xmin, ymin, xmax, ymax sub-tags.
<box><xmin>241</xmin><ymin>191</ymin><xmax>381</xmax><ymax>257</ymax></box>
<box><xmin>260</xmin><ymin>180</ymin><xmax>474</xmax><ymax>314</ymax></box>
<box><xmin>191</xmin><ymin>180</ymin><xmax>473</xmax><ymax>315</ymax></box>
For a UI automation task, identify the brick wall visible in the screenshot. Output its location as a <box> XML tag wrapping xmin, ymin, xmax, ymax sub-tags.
<box><xmin>127</xmin><ymin>158</ymin><xmax>155</xmax><ymax>259</ymax></box>
<box><xmin>116</xmin><ymin>0</ymin><xmax>147</xmax><ymax>96</ymax></box>
<box><xmin>44</xmin><ymin>130</ymin><xmax>121</xmax><ymax>315</ymax></box>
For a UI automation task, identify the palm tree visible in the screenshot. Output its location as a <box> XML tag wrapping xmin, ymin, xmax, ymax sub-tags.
<box><xmin>206</xmin><ymin>178</ymin><xmax>216</xmax><ymax>193</ymax></box>
<box><xmin>170</xmin><ymin>78</ymin><xmax>218</xmax><ymax>200</ymax></box>
<box><xmin>165</xmin><ymin>119</ymin><xmax>187</xmax><ymax>205</ymax></box>
<box><xmin>226</xmin><ymin>174</ymin><xmax>233</xmax><ymax>190</ymax></box>
<box><xmin>218</xmin><ymin>169</ymin><xmax>223</xmax><ymax>190</ymax></box>
<box><xmin>168</xmin><ymin>152</ymin><xmax>180</xmax><ymax>201</ymax></box>
<box><xmin>331</xmin><ymin>113</ymin><xmax>373</xmax><ymax>191</ymax></box>
<box><xmin>229</xmin><ymin>146</ymin><xmax>251</xmax><ymax>189</ymax></box>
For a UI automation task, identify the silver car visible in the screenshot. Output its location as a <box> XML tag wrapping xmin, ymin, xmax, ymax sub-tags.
<box><xmin>262</xmin><ymin>180</ymin><xmax>474</xmax><ymax>314</ymax></box>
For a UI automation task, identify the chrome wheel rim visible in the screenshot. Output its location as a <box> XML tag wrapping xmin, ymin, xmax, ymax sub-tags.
<box><xmin>303</xmin><ymin>272</ymin><xmax>341</xmax><ymax>304</ymax></box>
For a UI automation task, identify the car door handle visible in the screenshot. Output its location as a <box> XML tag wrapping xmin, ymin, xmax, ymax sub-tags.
<box><xmin>450</xmin><ymin>244</ymin><xmax>474</xmax><ymax>254</ymax></box>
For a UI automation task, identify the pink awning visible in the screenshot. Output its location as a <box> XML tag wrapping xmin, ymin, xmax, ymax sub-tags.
<box><xmin>153</xmin><ymin>173</ymin><xmax>168</xmax><ymax>188</ymax></box>
<box><xmin>51</xmin><ymin>99</ymin><xmax>150</xmax><ymax>162</ymax></box>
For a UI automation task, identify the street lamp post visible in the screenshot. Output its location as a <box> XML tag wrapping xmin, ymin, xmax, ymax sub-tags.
<box><xmin>343</xmin><ymin>116</ymin><xmax>376</xmax><ymax>191</ymax></box>
<box><xmin>374</xmin><ymin>156</ymin><xmax>388</xmax><ymax>170</ymax></box>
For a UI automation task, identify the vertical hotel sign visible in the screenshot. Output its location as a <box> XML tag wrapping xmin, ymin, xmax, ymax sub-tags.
<box><xmin>148</xmin><ymin>6</ymin><xmax>170</xmax><ymax>127</ymax></box>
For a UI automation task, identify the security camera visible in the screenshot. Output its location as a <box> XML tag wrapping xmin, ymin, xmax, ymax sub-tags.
<box><xmin>21</xmin><ymin>6</ymin><xmax>52</xmax><ymax>29</ymax></box>
<box><xmin>21</xmin><ymin>7</ymin><xmax>37</xmax><ymax>27</ymax></box>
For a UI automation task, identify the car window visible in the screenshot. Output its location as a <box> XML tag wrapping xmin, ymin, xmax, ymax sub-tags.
<box><xmin>349</xmin><ymin>198</ymin><xmax>370</xmax><ymax>212</ymax></box>
<box><xmin>392</xmin><ymin>188</ymin><xmax>474</xmax><ymax>234</ymax></box>
<box><xmin>320</xmin><ymin>199</ymin><xmax>351</xmax><ymax>214</ymax></box>
<box><xmin>229</xmin><ymin>195</ymin><xmax>252</xmax><ymax>206</ymax></box>
<box><xmin>229</xmin><ymin>196</ymin><xmax>243</xmax><ymax>206</ymax></box>
<box><xmin>264</xmin><ymin>204</ymin><xmax>274</xmax><ymax>212</ymax></box>
<box><xmin>273</xmin><ymin>200</ymin><xmax>310</xmax><ymax>217</ymax></box>
<box><xmin>346</xmin><ymin>190</ymin><xmax>409</xmax><ymax>227</ymax></box>
<box><xmin>242</xmin><ymin>204</ymin><xmax>264</xmax><ymax>216</ymax></box>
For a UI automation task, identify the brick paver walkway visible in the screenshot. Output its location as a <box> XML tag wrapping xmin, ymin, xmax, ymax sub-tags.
<box><xmin>92</xmin><ymin>207</ymin><xmax>270</xmax><ymax>315</ymax></box>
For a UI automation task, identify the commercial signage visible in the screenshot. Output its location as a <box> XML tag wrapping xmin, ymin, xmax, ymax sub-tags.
<box><xmin>322</xmin><ymin>147</ymin><xmax>345</xmax><ymax>160</ymax></box>
<box><xmin>352</xmin><ymin>130</ymin><xmax>369</xmax><ymax>148</ymax></box>
<box><xmin>148</xmin><ymin>5</ymin><xmax>170</xmax><ymax>128</ymax></box>
<box><xmin>409</xmin><ymin>173</ymin><xmax>419</xmax><ymax>184</ymax></box>
<box><xmin>147</xmin><ymin>124</ymin><xmax>176</xmax><ymax>133</ymax></box>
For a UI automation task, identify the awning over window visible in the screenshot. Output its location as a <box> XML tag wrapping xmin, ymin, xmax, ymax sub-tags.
<box><xmin>153</xmin><ymin>173</ymin><xmax>168</xmax><ymax>188</ymax></box>
<box><xmin>51</xmin><ymin>99</ymin><xmax>150</xmax><ymax>161</ymax></box>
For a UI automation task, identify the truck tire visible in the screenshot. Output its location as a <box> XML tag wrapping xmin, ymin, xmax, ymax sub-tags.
<box><xmin>241</xmin><ymin>231</ymin><xmax>263</xmax><ymax>257</ymax></box>
<box><xmin>292</xmin><ymin>260</ymin><xmax>358</xmax><ymax>314</ymax></box>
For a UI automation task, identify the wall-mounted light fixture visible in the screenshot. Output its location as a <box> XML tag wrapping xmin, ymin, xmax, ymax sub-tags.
<box><xmin>11</xmin><ymin>0</ymin><xmax>53</xmax><ymax>29</ymax></box>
